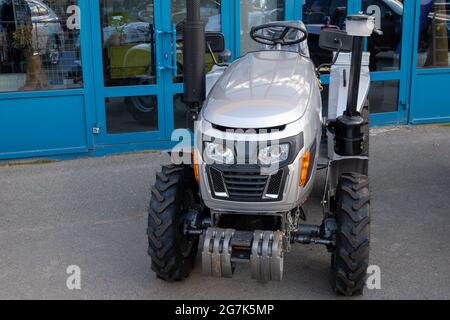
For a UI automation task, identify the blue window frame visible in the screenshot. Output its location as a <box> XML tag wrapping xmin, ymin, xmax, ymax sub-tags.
<box><xmin>2</xmin><ymin>0</ymin><xmax>449</xmax><ymax>161</ymax></box>
<box><xmin>0</xmin><ymin>0</ymin><xmax>94</xmax><ymax>160</ymax></box>
<box><xmin>409</xmin><ymin>0</ymin><xmax>450</xmax><ymax>124</ymax></box>
<box><xmin>298</xmin><ymin>0</ymin><xmax>413</xmax><ymax>126</ymax></box>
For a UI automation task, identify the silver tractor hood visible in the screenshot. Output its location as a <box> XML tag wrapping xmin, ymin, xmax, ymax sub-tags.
<box><xmin>202</xmin><ymin>50</ymin><xmax>317</xmax><ymax>129</ymax></box>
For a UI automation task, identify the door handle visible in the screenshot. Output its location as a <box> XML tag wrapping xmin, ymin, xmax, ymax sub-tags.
<box><xmin>156</xmin><ymin>25</ymin><xmax>177</xmax><ymax>78</ymax></box>
<box><xmin>170</xmin><ymin>24</ymin><xmax>177</xmax><ymax>78</ymax></box>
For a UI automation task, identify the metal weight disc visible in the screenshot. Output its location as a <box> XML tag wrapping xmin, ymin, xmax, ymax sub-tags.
<box><xmin>270</xmin><ymin>231</ymin><xmax>284</xmax><ymax>281</ymax></box>
<box><xmin>251</xmin><ymin>231</ymin><xmax>264</xmax><ymax>281</ymax></box>
<box><xmin>202</xmin><ymin>228</ymin><xmax>235</xmax><ymax>278</ymax></box>
<box><xmin>202</xmin><ymin>228</ymin><xmax>216</xmax><ymax>276</ymax></box>
<box><xmin>220</xmin><ymin>229</ymin><xmax>235</xmax><ymax>278</ymax></box>
<box><xmin>250</xmin><ymin>230</ymin><xmax>285</xmax><ymax>282</ymax></box>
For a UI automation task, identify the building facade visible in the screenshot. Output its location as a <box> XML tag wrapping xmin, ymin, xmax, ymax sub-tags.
<box><xmin>0</xmin><ymin>0</ymin><xmax>449</xmax><ymax>160</ymax></box>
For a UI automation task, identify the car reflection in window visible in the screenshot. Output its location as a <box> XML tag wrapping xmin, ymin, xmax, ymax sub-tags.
<box><xmin>0</xmin><ymin>0</ymin><xmax>82</xmax><ymax>92</ymax></box>
<box><xmin>417</xmin><ymin>0</ymin><xmax>450</xmax><ymax>68</ymax></box>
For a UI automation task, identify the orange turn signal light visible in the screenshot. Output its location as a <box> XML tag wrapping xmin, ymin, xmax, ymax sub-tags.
<box><xmin>300</xmin><ymin>151</ymin><xmax>311</xmax><ymax>187</ymax></box>
<box><xmin>193</xmin><ymin>152</ymin><xmax>200</xmax><ymax>183</ymax></box>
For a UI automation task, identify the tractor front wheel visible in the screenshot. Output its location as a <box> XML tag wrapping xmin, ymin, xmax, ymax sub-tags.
<box><xmin>147</xmin><ymin>164</ymin><xmax>199</xmax><ymax>281</ymax></box>
<box><xmin>331</xmin><ymin>173</ymin><xmax>370</xmax><ymax>296</ymax></box>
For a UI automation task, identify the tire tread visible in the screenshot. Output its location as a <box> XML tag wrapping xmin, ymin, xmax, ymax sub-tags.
<box><xmin>332</xmin><ymin>173</ymin><xmax>370</xmax><ymax>296</ymax></box>
<box><xmin>147</xmin><ymin>164</ymin><xmax>198</xmax><ymax>281</ymax></box>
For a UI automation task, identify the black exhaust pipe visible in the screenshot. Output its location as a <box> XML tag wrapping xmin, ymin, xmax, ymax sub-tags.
<box><xmin>183</xmin><ymin>0</ymin><xmax>206</xmax><ymax>121</ymax></box>
<box><xmin>333</xmin><ymin>15</ymin><xmax>373</xmax><ymax>156</ymax></box>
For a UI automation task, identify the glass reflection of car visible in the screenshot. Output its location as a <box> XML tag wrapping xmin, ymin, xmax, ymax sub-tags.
<box><xmin>241</xmin><ymin>0</ymin><xmax>285</xmax><ymax>44</ymax></box>
<box><xmin>243</xmin><ymin>0</ymin><xmax>284</xmax><ymax>30</ymax></box>
<box><xmin>418</xmin><ymin>0</ymin><xmax>450</xmax><ymax>67</ymax></box>
<box><xmin>302</xmin><ymin>0</ymin><xmax>347</xmax><ymax>66</ymax></box>
<box><xmin>102</xmin><ymin>4</ymin><xmax>221</xmax><ymax>123</ymax></box>
<box><xmin>25</xmin><ymin>0</ymin><xmax>65</xmax><ymax>65</ymax></box>
<box><xmin>304</xmin><ymin>0</ymin><xmax>449</xmax><ymax>68</ymax></box>
<box><xmin>102</xmin><ymin>3</ymin><xmax>222</xmax><ymax>82</ymax></box>
<box><xmin>363</xmin><ymin>0</ymin><xmax>404</xmax><ymax>70</ymax></box>
<box><xmin>0</xmin><ymin>0</ymin><xmax>64</xmax><ymax>65</ymax></box>
<box><xmin>303</xmin><ymin>0</ymin><xmax>402</xmax><ymax>67</ymax></box>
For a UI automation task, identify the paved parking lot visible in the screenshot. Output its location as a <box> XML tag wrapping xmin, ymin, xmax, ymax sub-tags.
<box><xmin>0</xmin><ymin>125</ymin><xmax>449</xmax><ymax>300</ymax></box>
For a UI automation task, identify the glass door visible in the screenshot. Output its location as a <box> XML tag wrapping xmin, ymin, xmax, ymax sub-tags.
<box><xmin>0</xmin><ymin>0</ymin><xmax>90</xmax><ymax>159</ymax></box>
<box><xmin>360</xmin><ymin>0</ymin><xmax>412</xmax><ymax>125</ymax></box>
<box><xmin>410</xmin><ymin>0</ymin><xmax>450</xmax><ymax>124</ymax></box>
<box><xmin>90</xmin><ymin>0</ymin><xmax>166</xmax><ymax>144</ymax></box>
<box><xmin>301</xmin><ymin>0</ymin><xmax>413</xmax><ymax>125</ymax></box>
<box><xmin>165</xmin><ymin>0</ymin><xmax>226</xmax><ymax>131</ymax></box>
<box><xmin>237</xmin><ymin>0</ymin><xmax>287</xmax><ymax>55</ymax></box>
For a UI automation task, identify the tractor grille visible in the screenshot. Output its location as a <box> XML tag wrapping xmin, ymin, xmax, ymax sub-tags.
<box><xmin>211</xmin><ymin>124</ymin><xmax>286</xmax><ymax>134</ymax></box>
<box><xmin>209</xmin><ymin>167</ymin><xmax>227</xmax><ymax>194</ymax></box>
<box><xmin>266</xmin><ymin>169</ymin><xmax>284</xmax><ymax>196</ymax></box>
<box><xmin>207</xmin><ymin>166</ymin><xmax>286</xmax><ymax>202</ymax></box>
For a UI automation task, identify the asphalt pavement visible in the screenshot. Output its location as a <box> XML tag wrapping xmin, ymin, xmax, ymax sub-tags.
<box><xmin>0</xmin><ymin>124</ymin><xmax>449</xmax><ymax>299</ymax></box>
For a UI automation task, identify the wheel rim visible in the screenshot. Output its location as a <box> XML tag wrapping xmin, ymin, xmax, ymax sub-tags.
<box><xmin>131</xmin><ymin>96</ymin><xmax>154</xmax><ymax>113</ymax></box>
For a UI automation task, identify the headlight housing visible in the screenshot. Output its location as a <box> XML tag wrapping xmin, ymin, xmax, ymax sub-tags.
<box><xmin>204</xmin><ymin>142</ymin><xmax>235</xmax><ymax>164</ymax></box>
<box><xmin>258</xmin><ymin>144</ymin><xmax>290</xmax><ymax>166</ymax></box>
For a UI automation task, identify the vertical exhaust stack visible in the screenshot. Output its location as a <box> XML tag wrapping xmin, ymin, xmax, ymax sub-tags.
<box><xmin>345</xmin><ymin>15</ymin><xmax>374</xmax><ymax>116</ymax></box>
<box><xmin>333</xmin><ymin>14</ymin><xmax>374</xmax><ymax>156</ymax></box>
<box><xmin>183</xmin><ymin>0</ymin><xmax>206</xmax><ymax>122</ymax></box>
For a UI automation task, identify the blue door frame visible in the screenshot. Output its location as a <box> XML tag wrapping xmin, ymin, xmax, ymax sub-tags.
<box><xmin>88</xmin><ymin>0</ymin><xmax>235</xmax><ymax>155</ymax></box>
<box><xmin>232</xmin><ymin>0</ymin><xmax>414</xmax><ymax>126</ymax></box>
<box><xmin>303</xmin><ymin>0</ymin><xmax>415</xmax><ymax>126</ymax></box>
<box><xmin>409</xmin><ymin>0</ymin><xmax>450</xmax><ymax>124</ymax></box>
<box><xmin>231</xmin><ymin>0</ymin><xmax>301</xmax><ymax>57</ymax></box>
<box><xmin>0</xmin><ymin>0</ymin><xmax>95</xmax><ymax>160</ymax></box>
<box><xmin>89</xmin><ymin>0</ymin><xmax>167</xmax><ymax>146</ymax></box>
<box><xmin>359</xmin><ymin>0</ymin><xmax>415</xmax><ymax>126</ymax></box>
<box><xmin>161</xmin><ymin>0</ymin><xmax>234</xmax><ymax>137</ymax></box>
<box><xmin>2</xmin><ymin>0</ymin><xmax>448</xmax><ymax>161</ymax></box>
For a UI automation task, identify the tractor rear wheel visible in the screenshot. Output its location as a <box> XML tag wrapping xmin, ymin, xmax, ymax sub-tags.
<box><xmin>331</xmin><ymin>173</ymin><xmax>370</xmax><ymax>296</ymax></box>
<box><xmin>147</xmin><ymin>164</ymin><xmax>199</xmax><ymax>281</ymax></box>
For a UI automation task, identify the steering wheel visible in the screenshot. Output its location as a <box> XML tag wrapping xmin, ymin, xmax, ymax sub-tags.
<box><xmin>250</xmin><ymin>22</ymin><xmax>308</xmax><ymax>46</ymax></box>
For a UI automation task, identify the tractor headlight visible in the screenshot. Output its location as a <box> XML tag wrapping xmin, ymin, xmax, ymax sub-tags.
<box><xmin>258</xmin><ymin>144</ymin><xmax>290</xmax><ymax>166</ymax></box>
<box><xmin>204</xmin><ymin>142</ymin><xmax>235</xmax><ymax>164</ymax></box>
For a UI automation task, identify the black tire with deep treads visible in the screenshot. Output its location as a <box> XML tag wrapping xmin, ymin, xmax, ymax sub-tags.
<box><xmin>147</xmin><ymin>164</ymin><xmax>199</xmax><ymax>281</ymax></box>
<box><xmin>332</xmin><ymin>173</ymin><xmax>370</xmax><ymax>296</ymax></box>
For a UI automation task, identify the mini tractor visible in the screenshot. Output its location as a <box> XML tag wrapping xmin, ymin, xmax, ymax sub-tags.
<box><xmin>147</xmin><ymin>0</ymin><xmax>374</xmax><ymax>296</ymax></box>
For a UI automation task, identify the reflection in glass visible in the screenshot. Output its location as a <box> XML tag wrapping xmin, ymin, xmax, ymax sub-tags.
<box><xmin>321</xmin><ymin>84</ymin><xmax>329</xmax><ymax>117</ymax></box>
<box><xmin>171</xmin><ymin>0</ymin><xmax>221</xmax><ymax>83</ymax></box>
<box><xmin>240</xmin><ymin>0</ymin><xmax>285</xmax><ymax>54</ymax></box>
<box><xmin>302</xmin><ymin>0</ymin><xmax>347</xmax><ymax>67</ymax></box>
<box><xmin>173</xmin><ymin>93</ymin><xmax>187</xmax><ymax>129</ymax></box>
<box><xmin>171</xmin><ymin>0</ymin><xmax>221</xmax><ymax>31</ymax></box>
<box><xmin>363</xmin><ymin>0</ymin><xmax>403</xmax><ymax>71</ymax></box>
<box><xmin>417</xmin><ymin>0</ymin><xmax>450</xmax><ymax>68</ymax></box>
<box><xmin>105</xmin><ymin>95</ymin><xmax>158</xmax><ymax>134</ymax></box>
<box><xmin>100</xmin><ymin>0</ymin><xmax>156</xmax><ymax>87</ymax></box>
<box><xmin>0</xmin><ymin>0</ymin><xmax>82</xmax><ymax>92</ymax></box>
<box><xmin>368</xmin><ymin>80</ymin><xmax>399</xmax><ymax>114</ymax></box>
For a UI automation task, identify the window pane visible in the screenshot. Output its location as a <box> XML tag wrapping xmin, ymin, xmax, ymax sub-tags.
<box><xmin>240</xmin><ymin>0</ymin><xmax>285</xmax><ymax>54</ymax></box>
<box><xmin>417</xmin><ymin>0</ymin><xmax>450</xmax><ymax>68</ymax></box>
<box><xmin>302</xmin><ymin>0</ymin><xmax>347</xmax><ymax>67</ymax></box>
<box><xmin>171</xmin><ymin>0</ymin><xmax>221</xmax><ymax>31</ymax></box>
<box><xmin>173</xmin><ymin>93</ymin><xmax>186</xmax><ymax>129</ymax></box>
<box><xmin>105</xmin><ymin>95</ymin><xmax>158</xmax><ymax>134</ymax></box>
<box><xmin>362</xmin><ymin>0</ymin><xmax>403</xmax><ymax>71</ymax></box>
<box><xmin>321</xmin><ymin>84</ymin><xmax>329</xmax><ymax>117</ymax></box>
<box><xmin>171</xmin><ymin>0</ymin><xmax>222</xmax><ymax>83</ymax></box>
<box><xmin>100</xmin><ymin>0</ymin><xmax>156</xmax><ymax>87</ymax></box>
<box><xmin>368</xmin><ymin>80</ymin><xmax>399</xmax><ymax>114</ymax></box>
<box><xmin>0</xmin><ymin>0</ymin><xmax>83</xmax><ymax>92</ymax></box>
